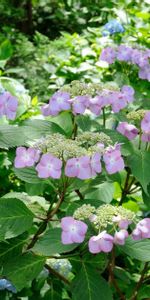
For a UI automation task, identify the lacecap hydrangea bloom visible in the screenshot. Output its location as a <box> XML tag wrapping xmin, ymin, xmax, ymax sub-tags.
<box><xmin>0</xmin><ymin>91</ymin><xmax>18</xmax><ymax>120</ymax></box>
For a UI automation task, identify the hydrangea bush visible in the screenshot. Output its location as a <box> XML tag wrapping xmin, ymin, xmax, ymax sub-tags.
<box><xmin>0</xmin><ymin>30</ymin><xmax>150</xmax><ymax>300</ymax></box>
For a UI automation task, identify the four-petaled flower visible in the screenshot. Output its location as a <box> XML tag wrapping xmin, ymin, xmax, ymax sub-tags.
<box><xmin>88</xmin><ymin>231</ymin><xmax>114</xmax><ymax>253</ymax></box>
<box><xmin>14</xmin><ymin>147</ymin><xmax>40</xmax><ymax>168</ymax></box>
<box><xmin>61</xmin><ymin>217</ymin><xmax>88</xmax><ymax>244</ymax></box>
<box><xmin>36</xmin><ymin>153</ymin><xmax>62</xmax><ymax>179</ymax></box>
<box><xmin>90</xmin><ymin>153</ymin><xmax>102</xmax><ymax>176</ymax></box>
<box><xmin>65</xmin><ymin>156</ymin><xmax>91</xmax><ymax>179</ymax></box>
<box><xmin>103</xmin><ymin>145</ymin><xmax>124</xmax><ymax>174</ymax></box>
<box><xmin>70</xmin><ymin>95</ymin><xmax>89</xmax><ymax>115</ymax></box>
<box><xmin>132</xmin><ymin>218</ymin><xmax>150</xmax><ymax>240</ymax></box>
<box><xmin>117</xmin><ymin>122</ymin><xmax>138</xmax><ymax>140</ymax></box>
<box><xmin>42</xmin><ymin>91</ymin><xmax>71</xmax><ymax>116</ymax></box>
<box><xmin>114</xmin><ymin>229</ymin><xmax>128</xmax><ymax>245</ymax></box>
<box><xmin>100</xmin><ymin>47</ymin><xmax>116</xmax><ymax>64</ymax></box>
<box><xmin>0</xmin><ymin>91</ymin><xmax>18</xmax><ymax>120</ymax></box>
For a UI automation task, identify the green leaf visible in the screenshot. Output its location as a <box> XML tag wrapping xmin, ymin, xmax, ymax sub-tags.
<box><xmin>0</xmin><ymin>235</ymin><xmax>27</xmax><ymax>267</ymax></box>
<box><xmin>0</xmin><ymin>198</ymin><xmax>34</xmax><ymax>239</ymax></box>
<box><xmin>33</xmin><ymin>228</ymin><xmax>78</xmax><ymax>255</ymax></box>
<box><xmin>85</xmin><ymin>182</ymin><xmax>114</xmax><ymax>204</ymax></box>
<box><xmin>120</xmin><ymin>237</ymin><xmax>150</xmax><ymax>261</ymax></box>
<box><xmin>13</xmin><ymin>167</ymin><xmax>42</xmax><ymax>184</ymax></box>
<box><xmin>127</xmin><ymin>151</ymin><xmax>150</xmax><ymax>193</ymax></box>
<box><xmin>22</xmin><ymin>119</ymin><xmax>65</xmax><ymax>140</ymax></box>
<box><xmin>142</xmin><ymin>184</ymin><xmax>150</xmax><ymax>208</ymax></box>
<box><xmin>0</xmin><ymin>40</ymin><xmax>13</xmax><ymax>60</ymax></box>
<box><xmin>48</xmin><ymin>112</ymin><xmax>73</xmax><ymax>137</ymax></box>
<box><xmin>72</xmin><ymin>264</ymin><xmax>113</xmax><ymax>300</ymax></box>
<box><xmin>2</xmin><ymin>253</ymin><xmax>45</xmax><ymax>290</ymax></box>
<box><xmin>0</xmin><ymin>125</ymin><xmax>26</xmax><ymax>148</ymax></box>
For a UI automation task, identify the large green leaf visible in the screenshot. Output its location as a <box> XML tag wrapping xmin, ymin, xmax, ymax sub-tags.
<box><xmin>0</xmin><ymin>125</ymin><xmax>26</xmax><ymax>148</ymax></box>
<box><xmin>2</xmin><ymin>253</ymin><xmax>45</xmax><ymax>290</ymax></box>
<box><xmin>22</xmin><ymin>119</ymin><xmax>65</xmax><ymax>140</ymax></box>
<box><xmin>13</xmin><ymin>167</ymin><xmax>42</xmax><ymax>184</ymax></box>
<box><xmin>0</xmin><ymin>235</ymin><xmax>27</xmax><ymax>266</ymax></box>
<box><xmin>120</xmin><ymin>237</ymin><xmax>150</xmax><ymax>261</ymax></box>
<box><xmin>0</xmin><ymin>198</ymin><xmax>34</xmax><ymax>239</ymax></box>
<box><xmin>48</xmin><ymin>111</ymin><xmax>73</xmax><ymax>137</ymax></box>
<box><xmin>127</xmin><ymin>150</ymin><xmax>150</xmax><ymax>193</ymax></box>
<box><xmin>72</xmin><ymin>264</ymin><xmax>113</xmax><ymax>300</ymax></box>
<box><xmin>33</xmin><ymin>228</ymin><xmax>78</xmax><ymax>255</ymax></box>
<box><xmin>85</xmin><ymin>182</ymin><xmax>114</xmax><ymax>204</ymax></box>
<box><xmin>0</xmin><ymin>40</ymin><xmax>13</xmax><ymax>60</ymax></box>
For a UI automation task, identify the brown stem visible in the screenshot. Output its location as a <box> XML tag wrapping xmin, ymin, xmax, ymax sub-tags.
<box><xmin>108</xmin><ymin>248</ymin><xmax>126</xmax><ymax>300</ymax></box>
<box><xmin>27</xmin><ymin>184</ymin><xmax>67</xmax><ymax>250</ymax></box>
<box><xmin>120</xmin><ymin>169</ymin><xmax>131</xmax><ymax>205</ymax></box>
<box><xmin>27</xmin><ymin>221</ymin><xmax>47</xmax><ymax>250</ymax></box>
<box><xmin>130</xmin><ymin>262</ymin><xmax>149</xmax><ymax>300</ymax></box>
<box><xmin>75</xmin><ymin>189</ymin><xmax>84</xmax><ymax>200</ymax></box>
<box><xmin>45</xmin><ymin>264</ymin><xmax>70</xmax><ymax>285</ymax></box>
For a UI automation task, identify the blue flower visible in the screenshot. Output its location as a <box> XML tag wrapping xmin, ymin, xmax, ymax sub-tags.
<box><xmin>102</xmin><ymin>20</ymin><xmax>125</xmax><ymax>36</ymax></box>
<box><xmin>0</xmin><ymin>279</ymin><xmax>17</xmax><ymax>293</ymax></box>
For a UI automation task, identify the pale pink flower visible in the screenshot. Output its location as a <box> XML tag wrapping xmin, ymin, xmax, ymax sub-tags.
<box><xmin>61</xmin><ymin>217</ymin><xmax>88</xmax><ymax>244</ymax></box>
<box><xmin>36</xmin><ymin>153</ymin><xmax>62</xmax><ymax>179</ymax></box>
<box><xmin>88</xmin><ymin>231</ymin><xmax>114</xmax><ymax>253</ymax></box>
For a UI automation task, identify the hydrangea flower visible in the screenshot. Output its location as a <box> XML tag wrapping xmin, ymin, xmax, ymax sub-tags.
<box><xmin>110</xmin><ymin>86</ymin><xmax>134</xmax><ymax>113</ymax></box>
<box><xmin>70</xmin><ymin>95</ymin><xmax>89</xmax><ymax>115</ymax></box>
<box><xmin>88</xmin><ymin>231</ymin><xmax>114</xmax><ymax>253</ymax></box>
<box><xmin>141</xmin><ymin>111</ymin><xmax>150</xmax><ymax>132</ymax></box>
<box><xmin>117</xmin><ymin>45</ymin><xmax>133</xmax><ymax>62</ymax></box>
<box><xmin>88</xmin><ymin>95</ymin><xmax>103</xmax><ymax>115</ymax></box>
<box><xmin>103</xmin><ymin>145</ymin><xmax>124</xmax><ymax>174</ymax></box>
<box><xmin>0</xmin><ymin>91</ymin><xmax>18</xmax><ymax>120</ymax></box>
<box><xmin>90</xmin><ymin>153</ymin><xmax>102</xmax><ymax>176</ymax></box>
<box><xmin>41</xmin><ymin>91</ymin><xmax>71</xmax><ymax>116</ymax></box>
<box><xmin>131</xmin><ymin>49</ymin><xmax>149</xmax><ymax>67</ymax></box>
<box><xmin>14</xmin><ymin>147</ymin><xmax>40</xmax><ymax>168</ymax></box>
<box><xmin>132</xmin><ymin>218</ymin><xmax>150</xmax><ymax>240</ymax></box>
<box><xmin>138</xmin><ymin>65</ymin><xmax>150</xmax><ymax>81</ymax></box>
<box><xmin>0</xmin><ymin>279</ymin><xmax>17</xmax><ymax>293</ymax></box>
<box><xmin>61</xmin><ymin>217</ymin><xmax>88</xmax><ymax>244</ymax></box>
<box><xmin>65</xmin><ymin>156</ymin><xmax>91</xmax><ymax>179</ymax></box>
<box><xmin>112</xmin><ymin>216</ymin><xmax>131</xmax><ymax>229</ymax></box>
<box><xmin>114</xmin><ymin>229</ymin><xmax>128</xmax><ymax>245</ymax></box>
<box><xmin>117</xmin><ymin>122</ymin><xmax>138</xmax><ymax>140</ymax></box>
<box><xmin>102</xmin><ymin>19</ymin><xmax>125</xmax><ymax>36</ymax></box>
<box><xmin>141</xmin><ymin>132</ymin><xmax>150</xmax><ymax>142</ymax></box>
<box><xmin>100</xmin><ymin>47</ymin><xmax>116</xmax><ymax>64</ymax></box>
<box><xmin>36</xmin><ymin>153</ymin><xmax>62</xmax><ymax>179</ymax></box>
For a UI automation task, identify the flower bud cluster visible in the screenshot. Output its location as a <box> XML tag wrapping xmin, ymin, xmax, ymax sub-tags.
<box><xmin>41</xmin><ymin>81</ymin><xmax>134</xmax><ymax>117</ymax></box>
<box><xmin>61</xmin><ymin>205</ymin><xmax>150</xmax><ymax>254</ymax></box>
<box><xmin>100</xmin><ymin>45</ymin><xmax>150</xmax><ymax>81</ymax></box>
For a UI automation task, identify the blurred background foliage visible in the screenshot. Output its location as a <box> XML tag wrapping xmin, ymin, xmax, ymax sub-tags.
<box><xmin>0</xmin><ymin>0</ymin><xmax>150</xmax><ymax>100</ymax></box>
<box><xmin>0</xmin><ymin>0</ymin><xmax>150</xmax><ymax>198</ymax></box>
